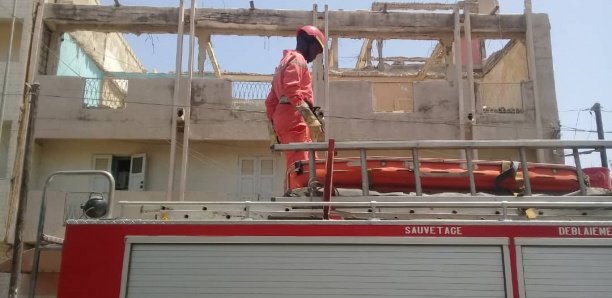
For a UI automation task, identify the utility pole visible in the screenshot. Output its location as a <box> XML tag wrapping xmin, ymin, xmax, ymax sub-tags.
<box><xmin>8</xmin><ymin>83</ymin><xmax>40</xmax><ymax>298</ymax></box>
<box><xmin>591</xmin><ymin>102</ymin><xmax>608</xmax><ymax>168</ymax></box>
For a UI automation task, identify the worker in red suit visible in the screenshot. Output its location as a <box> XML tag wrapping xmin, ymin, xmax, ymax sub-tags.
<box><xmin>265</xmin><ymin>25</ymin><xmax>326</xmax><ymax>168</ymax></box>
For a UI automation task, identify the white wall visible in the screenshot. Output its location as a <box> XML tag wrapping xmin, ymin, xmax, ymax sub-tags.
<box><xmin>33</xmin><ymin>139</ymin><xmax>285</xmax><ymax>197</ymax></box>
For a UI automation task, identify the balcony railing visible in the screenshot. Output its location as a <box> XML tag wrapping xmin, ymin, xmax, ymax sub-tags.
<box><xmin>83</xmin><ymin>78</ymin><xmax>129</xmax><ymax>109</ymax></box>
<box><xmin>231</xmin><ymin>81</ymin><xmax>271</xmax><ymax>101</ymax></box>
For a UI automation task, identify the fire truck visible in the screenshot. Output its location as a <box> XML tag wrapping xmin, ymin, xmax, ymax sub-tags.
<box><xmin>29</xmin><ymin>140</ymin><xmax>612</xmax><ymax>298</ymax></box>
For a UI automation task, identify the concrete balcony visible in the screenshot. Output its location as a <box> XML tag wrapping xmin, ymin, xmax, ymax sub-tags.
<box><xmin>35</xmin><ymin>76</ymin><xmax>269</xmax><ymax>141</ymax></box>
<box><xmin>35</xmin><ymin>75</ymin><xmax>546</xmax><ymax>144</ymax></box>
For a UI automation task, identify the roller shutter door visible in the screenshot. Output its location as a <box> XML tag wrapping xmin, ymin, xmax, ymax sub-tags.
<box><xmin>125</xmin><ymin>243</ymin><xmax>506</xmax><ymax>298</ymax></box>
<box><xmin>522</xmin><ymin>246</ymin><xmax>612</xmax><ymax>298</ymax></box>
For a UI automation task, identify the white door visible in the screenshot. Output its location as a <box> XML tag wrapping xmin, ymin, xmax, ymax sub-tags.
<box><xmin>91</xmin><ymin>155</ymin><xmax>112</xmax><ymax>193</ymax></box>
<box><xmin>129</xmin><ymin>154</ymin><xmax>146</xmax><ymax>191</ymax></box>
<box><xmin>522</xmin><ymin>246</ymin><xmax>612</xmax><ymax>298</ymax></box>
<box><xmin>124</xmin><ymin>243</ymin><xmax>506</xmax><ymax>298</ymax></box>
<box><xmin>258</xmin><ymin>158</ymin><xmax>275</xmax><ymax>200</ymax></box>
<box><xmin>238</xmin><ymin>158</ymin><xmax>256</xmax><ymax>200</ymax></box>
<box><xmin>238</xmin><ymin>157</ymin><xmax>275</xmax><ymax>200</ymax></box>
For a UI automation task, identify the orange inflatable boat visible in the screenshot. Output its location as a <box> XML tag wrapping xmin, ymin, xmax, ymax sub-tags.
<box><xmin>287</xmin><ymin>157</ymin><xmax>587</xmax><ymax>194</ymax></box>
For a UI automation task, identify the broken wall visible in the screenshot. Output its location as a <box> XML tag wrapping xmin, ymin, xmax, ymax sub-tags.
<box><xmin>327</xmin><ymin>80</ymin><xmax>459</xmax><ymax>141</ymax></box>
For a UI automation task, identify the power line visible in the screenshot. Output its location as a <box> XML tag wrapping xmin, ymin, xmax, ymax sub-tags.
<box><xmin>558</xmin><ymin>108</ymin><xmax>591</xmax><ymax>113</ymax></box>
<box><xmin>560</xmin><ymin>125</ymin><xmax>612</xmax><ymax>134</ymax></box>
<box><xmin>3</xmin><ymin>91</ymin><xmax>566</xmax><ymax>133</ymax></box>
<box><xmin>572</xmin><ymin>109</ymin><xmax>581</xmax><ymax>139</ymax></box>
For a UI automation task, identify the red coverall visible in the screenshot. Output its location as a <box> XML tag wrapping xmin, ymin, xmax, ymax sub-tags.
<box><xmin>265</xmin><ymin>50</ymin><xmax>315</xmax><ymax>168</ymax></box>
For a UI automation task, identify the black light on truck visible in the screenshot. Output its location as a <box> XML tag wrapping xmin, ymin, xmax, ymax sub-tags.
<box><xmin>81</xmin><ymin>193</ymin><xmax>108</xmax><ymax>218</ymax></box>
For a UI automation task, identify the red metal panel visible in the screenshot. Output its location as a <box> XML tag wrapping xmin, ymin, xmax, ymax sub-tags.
<box><xmin>323</xmin><ymin>139</ymin><xmax>335</xmax><ymax>219</ymax></box>
<box><xmin>57</xmin><ymin>223</ymin><xmax>612</xmax><ymax>298</ymax></box>
<box><xmin>508</xmin><ymin>238</ymin><xmax>520</xmax><ymax>298</ymax></box>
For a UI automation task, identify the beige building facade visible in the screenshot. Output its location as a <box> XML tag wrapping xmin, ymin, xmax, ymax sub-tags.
<box><xmin>1</xmin><ymin>0</ymin><xmax>564</xmax><ymax>297</ymax></box>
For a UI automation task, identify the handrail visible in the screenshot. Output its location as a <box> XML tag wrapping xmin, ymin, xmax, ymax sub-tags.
<box><xmin>274</xmin><ymin>139</ymin><xmax>612</xmax><ymax>150</ymax></box>
<box><xmin>117</xmin><ymin>199</ymin><xmax>612</xmax><ymax>209</ymax></box>
<box><xmin>30</xmin><ymin>170</ymin><xmax>115</xmax><ymax>298</ymax></box>
<box><xmin>116</xmin><ymin>198</ymin><xmax>612</xmax><ymax>222</ymax></box>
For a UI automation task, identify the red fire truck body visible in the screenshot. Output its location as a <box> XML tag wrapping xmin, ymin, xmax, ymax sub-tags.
<box><xmin>57</xmin><ymin>220</ymin><xmax>612</xmax><ymax>298</ymax></box>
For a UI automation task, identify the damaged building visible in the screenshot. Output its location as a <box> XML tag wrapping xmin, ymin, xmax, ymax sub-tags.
<box><xmin>0</xmin><ymin>0</ymin><xmax>568</xmax><ymax>296</ymax></box>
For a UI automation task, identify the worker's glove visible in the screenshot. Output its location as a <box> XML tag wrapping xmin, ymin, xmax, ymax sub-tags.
<box><xmin>267</xmin><ymin>122</ymin><xmax>279</xmax><ymax>149</ymax></box>
<box><xmin>310</xmin><ymin>107</ymin><xmax>325</xmax><ymax>142</ymax></box>
<box><xmin>312</xmin><ymin>106</ymin><xmax>325</xmax><ymax>127</ymax></box>
<box><xmin>296</xmin><ymin>101</ymin><xmax>324</xmax><ymax>142</ymax></box>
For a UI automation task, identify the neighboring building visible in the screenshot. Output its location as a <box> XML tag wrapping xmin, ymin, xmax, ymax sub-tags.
<box><xmin>0</xmin><ymin>0</ymin><xmax>35</xmax><ymax>286</ymax></box>
<box><xmin>0</xmin><ymin>0</ymin><xmax>144</xmax><ymax>296</ymax></box>
<box><xmin>1</xmin><ymin>0</ymin><xmax>564</xmax><ymax>296</ymax></box>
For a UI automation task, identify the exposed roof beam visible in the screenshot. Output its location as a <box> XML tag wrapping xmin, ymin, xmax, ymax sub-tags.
<box><xmin>480</xmin><ymin>39</ymin><xmax>520</xmax><ymax>77</ymax></box>
<box><xmin>44</xmin><ymin>4</ymin><xmax>526</xmax><ymax>39</ymax></box>
<box><xmin>205</xmin><ymin>41</ymin><xmax>221</xmax><ymax>78</ymax></box>
<box><xmin>356</xmin><ymin>39</ymin><xmax>374</xmax><ymax>69</ymax></box>
<box><xmin>417</xmin><ymin>42</ymin><xmax>445</xmax><ymax>80</ymax></box>
<box><xmin>371</xmin><ymin>2</ymin><xmax>476</xmax><ymax>12</ymax></box>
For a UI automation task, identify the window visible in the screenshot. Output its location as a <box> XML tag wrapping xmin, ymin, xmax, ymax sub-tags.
<box><xmin>238</xmin><ymin>157</ymin><xmax>275</xmax><ymax>200</ymax></box>
<box><xmin>479</xmin><ymin>40</ymin><xmax>527</xmax><ymax>114</ymax></box>
<box><xmin>478</xmin><ymin>82</ymin><xmax>524</xmax><ymax>114</ymax></box>
<box><xmin>91</xmin><ymin>154</ymin><xmax>146</xmax><ymax>191</ymax></box>
<box><xmin>372</xmin><ymin>82</ymin><xmax>413</xmax><ymax>113</ymax></box>
<box><xmin>0</xmin><ymin>20</ymin><xmax>23</xmax><ymax>62</ymax></box>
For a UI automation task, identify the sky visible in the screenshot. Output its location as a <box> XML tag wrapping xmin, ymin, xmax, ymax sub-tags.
<box><xmin>101</xmin><ymin>0</ymin><xmax>612</xmax><ymax>168</ymax></box>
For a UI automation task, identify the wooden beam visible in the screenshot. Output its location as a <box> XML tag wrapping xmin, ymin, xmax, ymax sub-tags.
<box><xmin>44</xmin><ymin>4</ymin><xmax>526</xmax><ymax>39</ymax></box>
<box><xmin>205</xmin><ymin>41</ymin><xmax>221</xmax><ymax>77</ymax></box>
<box><xmin>355</xmin><ymin>39</ymin><xmax>373</xmax><ymax>69</ymax></box>
<box><xmin>372</xmin><ymin>2</ymin><xmax>457</xmax><ymax>11</ymax></box>
<box><xmin>417</xmin><ymin>42</ymin><xmax>445</xmax><ymax>80</ymax></box>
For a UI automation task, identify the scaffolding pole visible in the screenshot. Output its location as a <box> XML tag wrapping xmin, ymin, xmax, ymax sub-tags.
<box><xmin>179</xmin><ymin>0</ymin><xmax>196</xmax><ymax>201</ymax></box>
<box><xmin>167</xmin><ymin>0</ymin><xmax>185</xmax><ymax>201</ymax></box>
<box><xmin>453</xmin><ymin>5</ymin><xmax>465</xmax><ymax>140</ymax></box>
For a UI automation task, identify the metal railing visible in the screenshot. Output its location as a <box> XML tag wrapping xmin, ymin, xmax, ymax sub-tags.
<box><xmin>83</xmin><ymin>78</ymin><xmax>128</xmax><ymax>109</ymax></box>
<box><xmin>30</xmin><ymin>170</ymin><xmax>115</xmax><ymax>298</ymax></box>
<box><xmin>116</xmin><ymin>197</ymin><xmax>612</xmax><ymax>222</ymax></box>
<box><xmin>274</xmin><ymin>139</ymin><xmax>612</xmax><ymax>197</ymax></box>
<box><xmin>231</xmin><ymin>81</ymin><xmax>271</xmax><ymax>100</ymax></box>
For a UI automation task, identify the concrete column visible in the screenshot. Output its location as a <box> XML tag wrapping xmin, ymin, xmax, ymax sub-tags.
<box><xmin>329</xmin><ymin>38</ymin><xmax>338</xmax><ymax>70</ymax></box>
<box><xmin>197</xmin><ymin>33</ymin><xmax>209</xmax><ymax>76</ymax></box>
<box><xmin>376</xmin><ymin>39</ymin><xmax>384</xmax><ymax>71</ymax></box>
